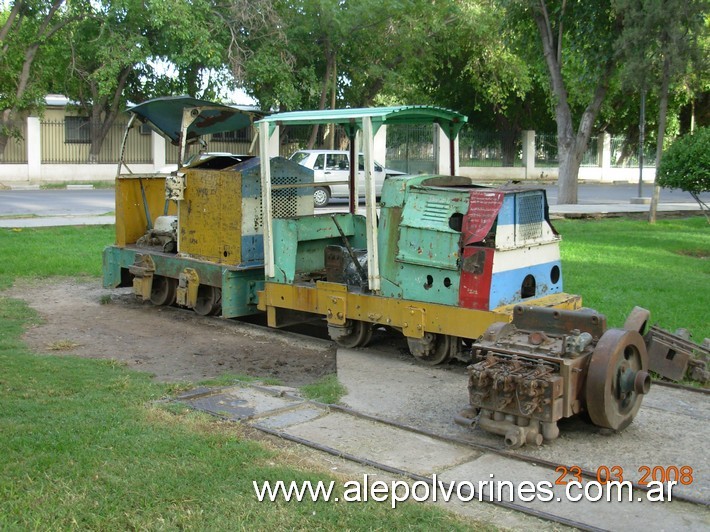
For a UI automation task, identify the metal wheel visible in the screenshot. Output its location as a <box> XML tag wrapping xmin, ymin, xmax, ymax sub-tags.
<box><xmin>585</xmin><ymin>328</ymin><xmax>651</xmax><ymax>431</ymax></box>
<box><xmin>150</xmin><ymin>275</ymin><xmax>176</xmax><ymax>306</ymax></box>
<box><xmin>194</xmin><ymin>285</ymin><xmax>222</xmax><ymax>316</ymax></box>
<box><xmin>328</xmin><ymin>320</ymin><xmax>373</xmax><ymax>348</ymax></box>
<box><xmin>313</xmin><ymin>187</ymin><xmax>331</xmax><ymax>208</ymax></box>
<box><xmin>407</xmin><ymin>333</ymin><xmax>454</xmax><ymax>365</ymax></box>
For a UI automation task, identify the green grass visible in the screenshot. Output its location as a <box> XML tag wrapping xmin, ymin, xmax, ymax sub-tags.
<box><xmin>0</xmin><ymin>218</ymin><xmax>707</xmax><ymax>528</ymax></box>
<box><xmin>556</xmin><ymin>217</ymin><xmax>710</xmax><ymax>340</ymax></box>
<box><xmin>301</xmin><ymin>374</ymin><xmax>348</xmax><ymax>404</ymax></box>
<box><xmin>0</xmin><ymin>318</ymin><xmax>469</xmax><ymax>528</ymax></box>
<box><xmin>0</xmin><ymin>225</ymin><xmax>114</xmax><ymax>289</ymax></box>
<box><xmin>0</xmin><ymin>226</ymin><xmax>473</xmax><ymax>529</ymax></box>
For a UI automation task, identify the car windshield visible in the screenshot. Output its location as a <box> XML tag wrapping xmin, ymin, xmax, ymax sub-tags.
<box><xmin>290</xmin><ymin>151</ymin><xmax>310</xmax><ymax>164</ymax></box>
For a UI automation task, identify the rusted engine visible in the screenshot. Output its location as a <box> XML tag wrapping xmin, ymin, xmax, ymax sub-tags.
<box><xmin>457</xmin><ymin>306</ymin><xmax>651</xmax><ymax>448</ymax></box>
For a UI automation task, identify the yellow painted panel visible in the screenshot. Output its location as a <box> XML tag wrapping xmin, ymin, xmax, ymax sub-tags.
<box><xmin>115</xmin><ymin>175</ymin><xmax>176</xmax><ymax>246</ymax></box>
<box><xmin>260</xmin><ymin>283</ymin><xmax>584</xmax><ymax>341</ymax></box>
<box><xmin>178</xmin><ymin>168</ymin><xmax>243</xmax><ymax>265</ymax></box>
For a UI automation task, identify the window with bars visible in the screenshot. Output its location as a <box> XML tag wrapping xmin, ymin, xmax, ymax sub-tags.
<box><xmin>64</xmin><ymin>117</ymin><xmax>91</xmax><ymax>144</ymax></box>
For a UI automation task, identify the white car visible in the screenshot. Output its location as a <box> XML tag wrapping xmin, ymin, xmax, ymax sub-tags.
<box><xmin>290</xmin><ymin>149</ymin><xmax>405</xmax><ymax>207</ymax></box>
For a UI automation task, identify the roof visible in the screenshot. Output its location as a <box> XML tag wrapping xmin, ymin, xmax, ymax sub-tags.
<box><xmin>128</xmin><ymin>96</ymin><xmax>263</xmax><ymax>144</ymax></box>
<box><xmin>257</xmin><ymin>105</ymin><xmax>468</xmax><ymax>139</ymax></box>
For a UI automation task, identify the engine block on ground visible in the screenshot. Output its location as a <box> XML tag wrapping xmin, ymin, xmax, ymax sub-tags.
<box><xmin>458</xmin><ymin>306</ymin><xmax>651</xmax><ymax>447</ymax></box>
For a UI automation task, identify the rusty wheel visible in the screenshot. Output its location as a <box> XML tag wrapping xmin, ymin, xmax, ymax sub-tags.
<box><xmin>407</xmin><ymin>333</ymin><xmax>454</xmax><ymax>365</ymax></box>
<box><xmin>328</xmin><ymin>320</ymin><xmax>373</xmax><ymax>348</ymax></box>
<box><xmin>585</xmin><ymin>328</ymin><xmax>651</xmax><ymax>431</ymax></box>
<box><xmin>194</xmin><ymin>285</ymin><xmax>222</xmax><ymax>316</ymax></box>
<box><xmin>150</xmin><ymin>275</ymin><xmax>176</xmax><ymax>306</ymax></box>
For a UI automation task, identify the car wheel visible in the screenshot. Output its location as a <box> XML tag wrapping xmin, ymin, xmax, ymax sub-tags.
<box><xmin>313</xmin><ymin>187</ymin><xmax>330</xmax><ymax>208</ymax></box>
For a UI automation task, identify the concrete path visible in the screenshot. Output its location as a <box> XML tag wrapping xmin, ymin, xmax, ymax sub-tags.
<box><xmin>177</xmin><ymin>348</ymin><xmax>709</xmax><ymax>530</ymax></box>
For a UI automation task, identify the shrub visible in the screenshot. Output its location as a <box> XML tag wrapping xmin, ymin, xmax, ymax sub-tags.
<box><xmin>657</xmin><ymin>127</ymin><xmax>710</xmax><ymax>195</ymax></box>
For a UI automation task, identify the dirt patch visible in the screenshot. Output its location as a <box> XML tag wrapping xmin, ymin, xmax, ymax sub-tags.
<box><xmin>4</xmin><ymin>278</ymin><xmax>336</xmax><ymax>386</ymax></box>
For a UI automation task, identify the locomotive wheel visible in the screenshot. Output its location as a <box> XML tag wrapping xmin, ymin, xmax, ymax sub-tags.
<box><xmin>585</xmin><ymin>328</ymin><xmax>650</xmax><ymax>431</ymax></box>
<box><xmin>329</xmin><ymin>320</ymin><xmax>373</xmax><ymax>348</ymax></box>
<box><xmin>150</xmin><ymin>275</ymin><xmax>176</xmax><ymax>306</ymax></box>
<box><xmin>407</xmin><ymin>333</ymin><xmax>453</xmax><ymax>365</ymax></box>
<box><xmin>194</xmin><ymin>285</ymin><xmax>222</xmax><ymax>316</ymax></box>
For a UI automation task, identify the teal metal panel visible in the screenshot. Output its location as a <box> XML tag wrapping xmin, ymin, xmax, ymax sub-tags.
<box><xmin>395</xmin><ymin>188</ymin><xmax>468</xmax><ymax>272</ymax></box>
<box><xmin>271</xmin><ymin>214</ymin><xmax>367</xmax><ymax>284</ymax></box>
<box><xmin>102</xmin><ymin>246</ymin><xmax>130</xmax><ymax>288</ymax></box>
<box><xmin>101</xmin><ymin>245</ymin><xmax>264</xmax><ymax>317</ymax></box>
<box><xmin>397</xmin><ymin>262</ymin><xmax>461</xmax><ymax>306</ymax></box>
<box><xmin>222</xmin><ymin>269</ymin><xmax>264</xmax><ymax>317</ymax></box>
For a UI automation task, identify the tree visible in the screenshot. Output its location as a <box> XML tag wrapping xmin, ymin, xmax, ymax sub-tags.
<box><xmin>656</xmin><ymin>126</ymin><xmax>710</xmax><ymax>222</ymax></box>
<box><xmin>0</xmin><ymin>0</ymin><xmax>88</xmax><ymax>159</ymax></box>
<box><xmin>614</xmin><ymin>0</ymin><xmax>708</xmax><ymax>222</ymax></box>
<box><xmin>508</xmin><ymin>0</ymin><xmax>621</xmax><ymax>204</ymax></box>
<box><xmin>387</xmin><ymin>0</ymin><xmax>554</xmax><ymax>163</ymax></box>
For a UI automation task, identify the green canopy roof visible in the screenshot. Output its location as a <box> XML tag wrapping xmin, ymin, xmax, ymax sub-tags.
<box><xmin>257</xmin><ymin>105</ymin><xmax>468</xmax><ymax>139</ymax></box>
<box><xmin>128</xmin><ymin>96</ymin><xmax>261</xmax><ymax>144</ymax></box>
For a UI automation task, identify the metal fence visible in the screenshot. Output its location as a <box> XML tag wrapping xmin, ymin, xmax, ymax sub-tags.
<box><xmin>459</xmin><ymin>127</ymin><xmax>522</xmax><ymax>167</ymax></box>
<box><xmin>535</xmin><ymin>133</ymin><xmax>599</xmax><ymax>167</ymax></box>
<box><xmin>0</xmin><ymin>121</ymin><xmax>28</xmax><ymax>163</ymax></box>
<box><xmin>40</xmin><ymin>119</ymin><xmax>152</xmax><ymax>164</ymax></box>
<box><xmin>386</xmin><ymin>124</ymin><xmax>436</xmax><ymax>174</ymax></box>
<box><xmin>610</xmin><ymin>135</ymin><xmax>656</xmax><ymax>168</ymax></box>
<box><xmin>2</xmin><ymin>116</ymin><xmax>662</xmax><ymax>172</ymax></box>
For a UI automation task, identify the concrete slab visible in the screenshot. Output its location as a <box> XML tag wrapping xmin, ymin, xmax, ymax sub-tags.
<box><xmin>336</xmin><ymin>347</ymin><xmax>710</xmax><ymax>503</ymax></box>
<box><xmin>441</xmin><ymin>454</ymin><xmax>710</xmax><ymax>531</ymax></box>
<box><xmin>184</xmin><ymin>385</ymin><xmax>303</xmax><ymax>421</ymax></box>
<box><xmin>253</xmin><ymin>404</ymin><xmax>326</xmax><ymax>429</ymax></box>
<box><xmin>337</xmin><ymin>347</ymin><xmax>471</xmax><ymax>438</ymax></box>
<box><xmin>285</xmin><ymin>411</ymin><xmax>481</xmax><ymax>476</ymax></box>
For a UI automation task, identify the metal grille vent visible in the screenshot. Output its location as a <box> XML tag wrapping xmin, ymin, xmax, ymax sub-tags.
<box><xmin>272</xmin><ymin>174</ymin><xmax>300</xmax><ymax>219</ymax></box>
<box><xmin>422</xmin><ymin>201</ymin><xmax>450</xmax><ymax>223</ymax></box>
<box><xmin>516</xmin><ymin>192</ymin><xmax>544</xmax><ymax>241</ymax></box>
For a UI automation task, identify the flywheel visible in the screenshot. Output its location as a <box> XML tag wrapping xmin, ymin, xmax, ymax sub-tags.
<box><xmin>585</xmin><ymin>328</ymin><xmax>651</xmax><ymax>430</ymax></box>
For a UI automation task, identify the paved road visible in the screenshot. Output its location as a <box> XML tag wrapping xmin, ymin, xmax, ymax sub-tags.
<box><xmin>0</xmin><ymin>189</ymin><xmax>115</xmax><ymax>217</ymax></box>
<box><xmin>0</xmin><ymin>184</ymin><xmax>706</xmax><ymax>228</ymax></box>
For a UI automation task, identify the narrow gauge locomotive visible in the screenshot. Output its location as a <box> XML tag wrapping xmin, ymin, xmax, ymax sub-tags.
<box><xmin>104</xmin><ymin>99</ymin><xmax>651</xmax><ymax>447</ymax></box>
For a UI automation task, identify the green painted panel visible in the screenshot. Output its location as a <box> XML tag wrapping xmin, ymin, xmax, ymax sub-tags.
<box><xmin>272</xmin><ymin>214</ymin><xmax>367</xmax><ymax>284</ymax></box>
<box><xmin>398</xmin><ymin>262</ymin><xmax>461</xmax><ymax>306</ymax></box>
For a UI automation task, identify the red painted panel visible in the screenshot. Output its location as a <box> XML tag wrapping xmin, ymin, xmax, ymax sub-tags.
<box><xmin>458</xmin><ymin>190</ymin><xmax>502</xmax><ymax>310</ymax></box>
<box><xmin>459</xmin><ymin>246</ymin><xmax>494</xmax><ymax>309</ymax></box>
<box><xmin>462</xmin><ymin>190</ymin><xmax>504</xmax><ymax>246</ymax></box>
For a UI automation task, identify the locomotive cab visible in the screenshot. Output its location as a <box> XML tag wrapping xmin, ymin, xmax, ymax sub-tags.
<box><xmin>377</xmin><ymin>174</ymin><xmax>563</xmax><ymax>312</ymax></box>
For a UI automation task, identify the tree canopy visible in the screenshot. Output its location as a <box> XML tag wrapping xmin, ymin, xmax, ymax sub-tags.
<box><xmin>0</xmin><ymin>0</ymin><xmax>707</xmax><ymax>176</ymax></box>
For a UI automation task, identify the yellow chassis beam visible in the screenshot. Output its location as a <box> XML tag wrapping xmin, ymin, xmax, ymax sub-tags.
<box><xmin>258</xmin><ymin>281</ymin><xmax>582</xmax><ymax>341</ymax></box>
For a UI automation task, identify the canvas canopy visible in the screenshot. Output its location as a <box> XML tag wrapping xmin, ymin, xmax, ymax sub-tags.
<box><xmin>257</xmin><ymin>105</ymin><xmax>467</xmax><ymax>140</ymax></box>
<box><xmin>128</xmin><ymin>96</ymin><xmax>260</xmax><ymax>144</ymax></box>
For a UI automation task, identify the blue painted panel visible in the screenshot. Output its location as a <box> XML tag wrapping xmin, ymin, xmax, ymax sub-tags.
<box><xmin>241</xmin><ymin>234</ymin><xmax>264</xmax><ymax>263</ymax></box>
<box><xmin>488</xmin><ymin>260</ymin><xmax>563</xmax><ymax>309</ymax></box>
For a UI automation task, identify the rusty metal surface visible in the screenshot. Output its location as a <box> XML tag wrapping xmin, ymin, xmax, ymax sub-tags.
<box><xmin>585</xmin><ymin>329</ymin><xmax>649</xmax><ymax>430</ymax></box>
<box><xmin>466</xmin><ymin>306</ymin><xmax>651</xmax><ymax>447</ymax></box>
<box><xmin>647</xmin><ymin>325</ymin><xmax>710</xmax><ymax>383</ymax></box>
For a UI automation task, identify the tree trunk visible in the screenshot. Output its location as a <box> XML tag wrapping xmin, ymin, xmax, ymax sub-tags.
<box><xmin>649</xmin><ymin>55</ymin><xmax>672</xmax><ymax>223</ymax></box>
<box><xmin>532</xmin><ymin>0</ymin><xmax>614</xmax><ymax>204</ymax></box>
<box><xmin>85</xmin><ymin>67</ymin><xmax>132</xmax><ymax>163</ymax></box>
<box><xmin>307</xmin><ymin>48</ymin><xmax>335</xmax><ymax>149</ymax></box>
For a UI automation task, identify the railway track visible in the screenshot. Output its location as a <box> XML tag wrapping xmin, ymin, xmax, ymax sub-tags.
<box><xmin>173</xmin><ymin>342</ymin><xmax>709</xmax><ymax>531</ymax></box>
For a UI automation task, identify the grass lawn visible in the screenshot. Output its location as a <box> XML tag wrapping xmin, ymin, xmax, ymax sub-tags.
<box><xmin>0</xmin><ymin>217</ymin><xmax>707</xmax><ymax>528</ymax></box>
<box><xmin>555</xmin><ymin>217</ymin><xmax>709</xmax><ymax>341</ymax></box>
<box><xmin>0</xmin><ymin>226</ymin><xmax>472</xmax><ymax>528</ymax></box>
